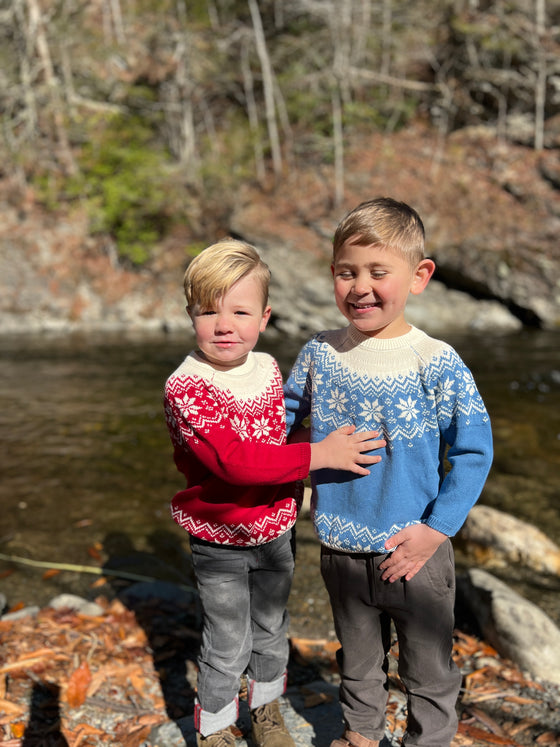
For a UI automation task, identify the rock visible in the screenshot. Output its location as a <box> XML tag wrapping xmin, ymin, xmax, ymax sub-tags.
<box><xmin>457</xmin><ymin>568</ymin><xmax>560</xmax><ymax>686</ymax></box>
<box><xmin>1</xmin><ymin>605</ymin><xmax>40</xmax><ymax>622</ymax></box>
<box><xmin>459</xmin><ymin>505</ymin><xmax>560</xmax><ymax>576</ymax></box>
<box><xmin>48</xmin><ymin>593</ymin><xmax>105</xmax><ymax>616</ymax></box>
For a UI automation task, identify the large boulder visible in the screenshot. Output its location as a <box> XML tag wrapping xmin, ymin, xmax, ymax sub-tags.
<box><xmin>458</xmin><ymin>568</ymin><xmax>560</xmax><ymax>686</ymax></box>
<box><xmin>459</xmin><ymin>505</ymin><xmax>560</xmax><ymax>576</ymax></box>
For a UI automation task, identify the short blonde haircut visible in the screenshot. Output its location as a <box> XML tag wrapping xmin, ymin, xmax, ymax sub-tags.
<box><xmin>184</xmin><ymin>238</ymin><xmax>270</xmax><ymax>311</ymax></box>
<box><xmin>333</xmin><ymin>198</ymin><xmax>426</xmax><ymax>268</ymax></box>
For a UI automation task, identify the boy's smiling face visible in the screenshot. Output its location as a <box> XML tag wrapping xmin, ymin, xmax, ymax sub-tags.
<box><xmin>189</xmin><ymin>271</ymin><xmax>271</xmax><ymax>370</ymax></box>
<box><xmin>331</xmin><ymin>238</ymin><xmax>434</xmax><ymax>339</ymax></box>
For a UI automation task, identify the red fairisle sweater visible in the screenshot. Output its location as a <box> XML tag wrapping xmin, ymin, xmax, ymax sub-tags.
<box><xmin>164</xmin><ymin>350</ymin><xmax>311</xmax><ymax>546</ymax></box>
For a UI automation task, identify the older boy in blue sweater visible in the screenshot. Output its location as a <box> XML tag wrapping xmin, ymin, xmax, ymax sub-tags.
<box><xmin>283</xmin><ymin>198</ymin><xmax>493</xmax><ymax>747</ymax></box>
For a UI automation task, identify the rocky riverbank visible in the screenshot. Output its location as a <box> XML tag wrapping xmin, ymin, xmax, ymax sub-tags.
<box><xmin>1</xmin><ymin>126</ymin><xmax>559</xmax><ymax>338</ymax></box>
<box><xmin>2</xmin><ymin>503</ymin><xmax>560</xmax><ymax>746</ymax></box>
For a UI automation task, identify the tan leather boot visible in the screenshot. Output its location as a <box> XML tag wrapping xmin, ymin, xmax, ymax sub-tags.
<box><xmin>330</xmin><ymin>730</ymin><xmax>380</xmax><ymax>747</ymax></box>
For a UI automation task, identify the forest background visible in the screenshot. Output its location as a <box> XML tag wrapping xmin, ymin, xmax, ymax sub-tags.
<box><xmin>1</xmin><ymin>0</ymin><xmax>560</xmax><ymax>333</ymax></box>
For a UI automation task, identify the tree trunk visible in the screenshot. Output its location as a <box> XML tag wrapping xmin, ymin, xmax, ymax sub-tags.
<box><xmin>248</xmin><ymin>0</ymin><xmax>282</xmax><ymax>178</ymax></box>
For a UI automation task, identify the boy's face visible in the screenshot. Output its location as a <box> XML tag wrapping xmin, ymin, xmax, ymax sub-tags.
<box><xmin>189</xmin><ymin>271</ymin><xmax>271</xmax><ymax>371</ymax></box>
<box><xmin>331</xmin><ymin>239</ymin><xmax>434</xmax><ymax>339</ymax></box>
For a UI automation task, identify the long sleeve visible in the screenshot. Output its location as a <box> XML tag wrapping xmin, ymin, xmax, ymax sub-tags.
<box><xmin>165</xmin><ymin>375</ymin><xmax>310</xmax><ymax>486</ymax></box>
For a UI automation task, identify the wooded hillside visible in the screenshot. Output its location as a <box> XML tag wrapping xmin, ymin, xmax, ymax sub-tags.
<box><xmin>1</xmin><ymin>0</ymin><xmax>560</xmax><ymax>266</ymax></box>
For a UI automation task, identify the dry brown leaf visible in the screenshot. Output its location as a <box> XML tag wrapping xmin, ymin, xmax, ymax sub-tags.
<box><xmin>535</xmin><ymin>733</ymin><xmax>560</xmax><ymax>744</ymax></box>
<box><xmin>504</xmin><ymin>695</ymin><xmax>539</xmax><ymax>706</ymax></box>
<box><xmin>66</xmin><ymin>661</ymin><xmax>92</xmax><ymax>708</ymax></box>
<box><xmin>87</xmin><ymin>545</ymin><xmax>102</xmax><ymax>561</ymax></box>
<box><xmin>9</xmin><ymin>721</ymin><xmax>25</xmax><ymax>738</ymax></box>
<box><xmin>0</xmin><ymin>650</ymin><xmax>62</xmax><ymax>674</ymax></box>
<box><xmin>114</xmin><ymin>720</ymin><xmax>154</xmax><ymax>746</ymax></box>
<box><xmin>87</xmin><ymin>662</ymin><xmax>147</xmax><ymax>697</ymax></box>
<box><xmin>0</xmin><ymin>698</ymin><xmax>26</xmax><ymax>717</ymax></box>
<box><xmin>90</xmin><ymin>576</ymin><xmax>108</xmax><ymax>588</ymax></box>
<box><xmin>65</xmin><ymin>722</ymin><xmax>108</xmax><ymax>747</ymax></box>
<box><xmin>42</xmin><ymin>568</ymin><xmax>61</xmax><ymax>579</ymax></box>
<box><xmin>458</xmin><ymin>721</ymin><xmax>522</xmax><ymax>745</ymax></box>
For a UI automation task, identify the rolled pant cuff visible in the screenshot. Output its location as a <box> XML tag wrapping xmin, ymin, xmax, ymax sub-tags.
<box><xmin>247</xmin><ymin>671</ymin><xmax>287</xmax><ymax>709</ymax></box>
<box><xmin>195</xmin><ymin>696</ymin><xmax>239</xmax><ymax>736</ymax></box>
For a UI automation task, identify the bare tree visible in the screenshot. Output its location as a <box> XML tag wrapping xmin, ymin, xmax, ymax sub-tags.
<box><xmin>241</xmin><ymin>35</ymin><xmax>266</xmax><ymax>183</ymax></box>
<box><xmin>534</xmin><ymin>0</ymin><xmax>546</xmax><ymax>150</ymax></box>
<box><xmin>248</xmin><ymin>0</ymin><xmax>283</xmax><ymax>178</ymax></box>
<box><xmin>20</xmin><ymin>0</ymin><xmax>76</xmax><ymax>173</ymax></box>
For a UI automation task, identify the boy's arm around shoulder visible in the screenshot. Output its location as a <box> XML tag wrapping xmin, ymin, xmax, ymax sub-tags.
<box><xmin>164</xmin><ymin>372</ymin><xmax>311</xmax><ymax>486</ymax></box>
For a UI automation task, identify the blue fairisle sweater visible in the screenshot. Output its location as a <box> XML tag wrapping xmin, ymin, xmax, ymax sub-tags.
<box><xmin>284</xmin><ymin>325</ymin><xmax>493</xmax><ymax>553</ymax></box>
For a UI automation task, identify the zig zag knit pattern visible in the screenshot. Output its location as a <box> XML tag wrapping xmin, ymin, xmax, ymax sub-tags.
<box><xmin>284</xmin><ymin>325</ymin><xmax>494</xmax><ymax>553</ymax></box>
<box><xmin>164</xmin><ymin>351</ymin><xmax>310</xmax><ymax>546</ymax></box>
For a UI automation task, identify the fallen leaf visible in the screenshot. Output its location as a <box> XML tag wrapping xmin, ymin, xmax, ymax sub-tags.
<box><xmin>536</xmin><ymin>733</ymin><xmax>560</xmax><ymax>744</ymax></box>
<box><xmin>458</xmin><ymin>721</ymin><xmax>522</xmax><ymax>745</ymax></box>
<box><xmin>0</xmin><ymin>698</ymin><xmax>26</xmax><ymax>717</ymax></box>
<box><xmin>90</xmin><ymin>576</ymin><xmax>108</xmax><ymax>588</ymax></box>
<box><xmin>7</xmin><ymin>602</ymin><xmax>25</xmax><ymax>613</ymax></box>
<box><xmin>42</xmin><ymin>568</ymin><xmax>61</xmax><ymax>579</ymax></box>
<box><xmin>66</xmin><ymin>661</ymin><xmax>92</xmax><ymax>708</ymax></box>
<box><xmin>10</xmin><ymin>721</ymin><xmax>25</xmax><ymax>738</ymax></box>
<box><xmin>87</xmin><ymin>545</ymin><xmax>102</xmax><ymax>561</ymax></box>
<box><xmin>74</xmin><ymin>518</ymin><xmax>93</xmax><ymax>528</ymax></box>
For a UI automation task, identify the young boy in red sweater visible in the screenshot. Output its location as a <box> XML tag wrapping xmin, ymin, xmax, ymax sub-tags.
<box><xmin>164</xmin><ymin>239</ymin><xmax>385</xmax><ymax>747</ymax></box>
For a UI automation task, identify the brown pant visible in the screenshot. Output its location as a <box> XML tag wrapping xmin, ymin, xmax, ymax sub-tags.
<box><xmin>321</xmin><ymin>540</ymin><xmax>462</xmax><ymax>747</ymax></box>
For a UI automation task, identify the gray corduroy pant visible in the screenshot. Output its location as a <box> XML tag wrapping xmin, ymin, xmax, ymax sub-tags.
<box><xmin>321</xmin><ymin>539</ymin><xmax>462</xmax><ymax>747</ymax></box>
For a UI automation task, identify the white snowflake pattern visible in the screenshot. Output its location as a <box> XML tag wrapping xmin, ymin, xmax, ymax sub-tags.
<box><xmin>179</xmin><ymin>394</ymin><xmax>202</xmax><ymax>415</ymax></box>
<box><xmin>251</xmin><ymin>415</ymin><xmax>272</xmax><ymax>439</ymax></box>
<box><xmin>463</xmin><ymin>372</ymin><xmax>476</xmax><ymax>396</ymax></box>
<box><xmin>313</xmin><ymin>371</ymin><xmax>324</xmax><ymax>388</ymax></box>
<box><xmin>396</xmin><ymin>396</ymin><xmax>419</xmax><ymax>422</ymax></box>
<box><xmin>438</xmin><ymin>377</ymin><xmax>456</xmax><ymax>402</ymax></box>
<box><xmin>231</xmin><ymin>415</ymin><xmax>250</xmax><ymax>440</ymax></box>
<box><xmin>327</xmin><ymin>387</ymin><xmax>349</xmax><ymax>413</ymax></box>
<box><xmin>358</xmin><ymin>398</ymin><xmax>384</xmax><ymax>423</ymax></box>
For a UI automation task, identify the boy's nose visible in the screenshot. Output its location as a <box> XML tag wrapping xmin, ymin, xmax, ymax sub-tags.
<box><xmin>353</xmin><ymin>275</ymin><xmax>372</xmax><ymax>294</ymax></box>
<box><xmin>214</xmin><ymin>314</ymin><xmax>233</xmax><ymax>332</ymax></box>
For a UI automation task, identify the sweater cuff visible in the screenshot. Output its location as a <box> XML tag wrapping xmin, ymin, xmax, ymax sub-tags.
<box><xmin>297</xmin><ymin>442</ymin><xmax>311</xmax><ymax>479</ymax></box>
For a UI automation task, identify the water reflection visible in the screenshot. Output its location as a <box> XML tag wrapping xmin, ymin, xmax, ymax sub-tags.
<box><xmin>0</xmin><ymin>328</ymin><xmax>559</xmax><ymax>634</ymax></box>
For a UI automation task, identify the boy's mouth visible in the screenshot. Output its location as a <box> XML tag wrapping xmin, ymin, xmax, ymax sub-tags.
<box><xmin>350</xmin><ymin>301</ymin><xmax>380</xmax><ymax>310</ymax></box>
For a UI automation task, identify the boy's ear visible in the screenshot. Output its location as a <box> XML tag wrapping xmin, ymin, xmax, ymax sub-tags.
<box><xmin>259</xmin><ymin>304</ymin><xmax>272</xmax><ymax>332</ymax></box>
<box><xmin>410</xmin><ymin>258</ymin><xmax>435</xmax><ymax>295</ymax></box>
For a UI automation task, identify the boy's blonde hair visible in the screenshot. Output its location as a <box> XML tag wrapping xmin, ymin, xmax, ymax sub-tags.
<box><xmin>333</xmin><ymin>197</ymin><xmax>426</xmax><ymax>267</ymax></box>
<box><xmin>184</xmin><ymin>238</ymin><xmax>270</xmax><ymax>311</ymax></box>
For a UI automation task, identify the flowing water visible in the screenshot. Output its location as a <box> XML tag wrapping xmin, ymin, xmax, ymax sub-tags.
<box><xmin>0</xmin><ymin>327</ymin><xmax>559</xmax><ymax>639</ymax></box>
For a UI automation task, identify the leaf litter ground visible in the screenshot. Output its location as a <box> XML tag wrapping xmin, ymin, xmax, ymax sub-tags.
<box><xmin>1</xmin><ymin>590</ymin><xmax>559</xmax><ymax>747</ymax></box>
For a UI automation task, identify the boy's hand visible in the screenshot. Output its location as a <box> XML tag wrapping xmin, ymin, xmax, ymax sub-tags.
<box><xmin>310</xmin><ymin>424</ymin><xmax>386</xmax><ymax>475</ymax></box>
<box><xmin>379</xmin><ymin>524</ymin><xmax>447</xmax><ymax>583</ymax></box>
